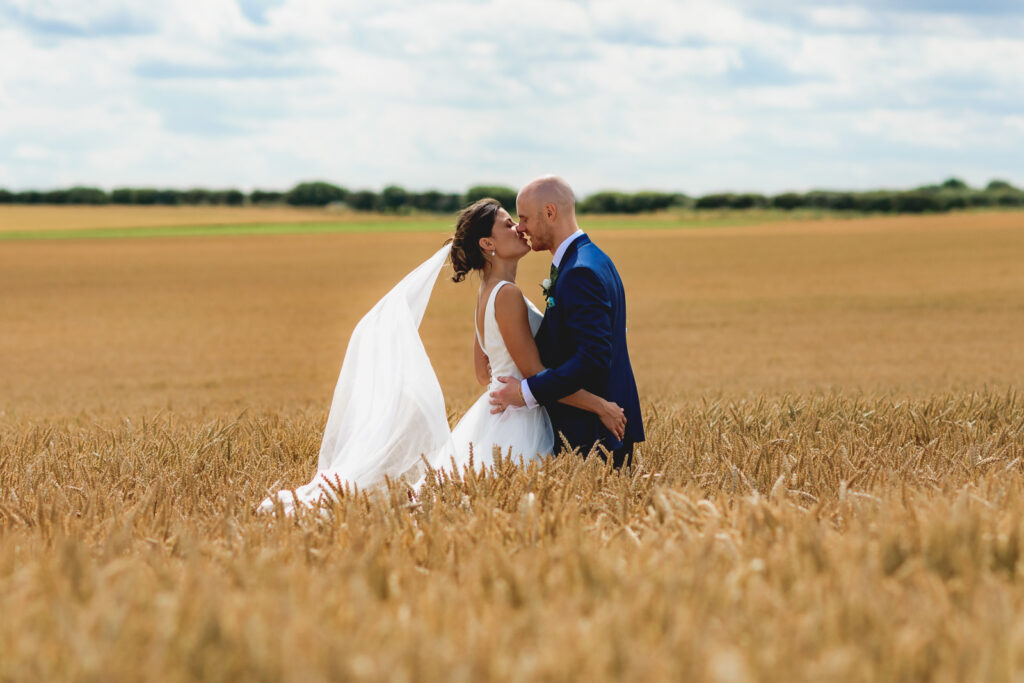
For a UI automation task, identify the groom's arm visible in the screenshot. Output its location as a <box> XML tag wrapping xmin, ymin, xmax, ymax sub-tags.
<box><xmin>526</xmin><ymin>267</ymin><xmax>613</xmax><ymax>406</ymax></box>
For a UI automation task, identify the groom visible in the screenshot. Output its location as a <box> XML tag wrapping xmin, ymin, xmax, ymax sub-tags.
<box><xmin>490</xmin><ymin>176</ymin><xmax>644</xmax><ymax>468</ymax></box>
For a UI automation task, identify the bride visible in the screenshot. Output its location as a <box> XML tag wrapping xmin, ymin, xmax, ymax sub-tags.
<box><xmin>259</xmin><ymin>198</ymin><xmax>626</xmax><ymax>513</ymax></box>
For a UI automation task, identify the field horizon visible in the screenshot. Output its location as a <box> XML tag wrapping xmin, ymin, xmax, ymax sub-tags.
<box><xmin>4</xmin><ymin>204</ymin><xmax>1022</xmax><ymax>243</ymax></box>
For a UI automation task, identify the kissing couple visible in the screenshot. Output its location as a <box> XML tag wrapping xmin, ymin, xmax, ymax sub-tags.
<box><xmin>261</xmin><ymin>176</ymin><xmax>644</xmax><ymax>513</ymax></box>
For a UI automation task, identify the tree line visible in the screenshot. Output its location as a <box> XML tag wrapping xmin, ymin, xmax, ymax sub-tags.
<box><xmin>1</xmin><ymin>178</ymin><xmax>1021</xmax><ymax>215</ymax></box>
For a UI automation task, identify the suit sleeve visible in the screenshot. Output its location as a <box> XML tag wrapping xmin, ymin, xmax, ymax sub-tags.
<box><xmin>526</xmin><ymin>266</ymin><xmax>613</xmax><ymax>405</ymax></box>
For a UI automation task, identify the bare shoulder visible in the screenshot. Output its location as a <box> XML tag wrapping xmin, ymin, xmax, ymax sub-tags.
<box><xmin>493</xmin><ymin>282</ymin><xmax>528</xmax><ymax>316</ymax></box>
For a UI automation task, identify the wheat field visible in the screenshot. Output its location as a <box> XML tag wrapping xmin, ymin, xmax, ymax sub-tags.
<box><xmin>2</xmin><ymin>209</ymin><xmax>1024</xmax><ymax>681</ymax></box>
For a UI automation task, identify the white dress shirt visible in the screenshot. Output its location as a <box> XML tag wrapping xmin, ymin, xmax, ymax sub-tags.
<box><xmin>521</xmin><ymin>229</ymin><xmax>586</xmax><ymax>408</ymax></box>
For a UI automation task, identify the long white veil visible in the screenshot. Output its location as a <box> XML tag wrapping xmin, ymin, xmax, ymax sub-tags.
<box><xmin>259</xmin><ymin>243</ymin><xmax>455</xmax><ymax>513</ymax></box>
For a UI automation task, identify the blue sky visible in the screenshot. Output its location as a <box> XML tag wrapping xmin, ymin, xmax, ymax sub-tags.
<box><xmin>2</xmin><ymin>0</ymin><xmax>1023</xmax><ymax>195</ymax></box>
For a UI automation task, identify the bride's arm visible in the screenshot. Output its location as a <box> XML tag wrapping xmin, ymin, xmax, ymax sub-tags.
<box><xmin>494</xmin><ymin>285</ymin><xmax>626</xmax><ymax>439</ymax></box>
<box><xmin>474</xmin><ymin>335</ymin><xmax>490</xmax><ymax>386</ymax></box>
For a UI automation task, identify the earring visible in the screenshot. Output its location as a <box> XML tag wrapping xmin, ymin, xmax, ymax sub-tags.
<box><xmin>491</xmin><ymin>251</ymin><xmax>496</xmax><ymax>256</ymax></box>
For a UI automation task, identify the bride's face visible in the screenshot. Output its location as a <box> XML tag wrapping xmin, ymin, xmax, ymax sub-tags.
<box><xmin>482</xmin><ymin>208</ymin><xmax>530</xmax><ymax>261</ymax></box>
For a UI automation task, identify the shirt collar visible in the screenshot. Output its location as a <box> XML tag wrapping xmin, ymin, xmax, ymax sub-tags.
<box><xmin>552</xmin><ymin>229</ymin><xmax>585</xmax><ymax>269</ymax></box>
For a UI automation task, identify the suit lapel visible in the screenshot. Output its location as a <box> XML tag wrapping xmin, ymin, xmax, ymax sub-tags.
<box><xmin>543</xmin><ymin>234</ymin><xmax>590</xmax><ymax>347</ymax></box>
<box><xmin>557</xmin><ymin>234</ymin><xmax>589</xmax><ymax>272</ymax></box>
<box><xmin>553</xmin><ymin>235</ymin><xmax>588</xmax><ymax>294</ymax></box>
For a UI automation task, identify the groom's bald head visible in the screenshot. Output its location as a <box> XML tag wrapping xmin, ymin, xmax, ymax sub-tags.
<box><xmin>516</xmin><ymin>176</ymin><xmax>578</xmax><ymax>253</ymax></box>
<box><xmin>518</xmin><ymin>175</ymin><xmax>576</xmax><ymax>216</ymax></box>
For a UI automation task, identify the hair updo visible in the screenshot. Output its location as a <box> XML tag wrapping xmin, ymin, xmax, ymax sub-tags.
<box><xmin>449</xmin><ymin>198</ymin><xmax>501</xmax><ymax>283</ymax></box>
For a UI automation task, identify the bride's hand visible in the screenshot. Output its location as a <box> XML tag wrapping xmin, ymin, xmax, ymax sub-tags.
<box><xmin>600</xmin><ymin>401</ymin><xmax>626</xmax><ymax>442</ymax></box>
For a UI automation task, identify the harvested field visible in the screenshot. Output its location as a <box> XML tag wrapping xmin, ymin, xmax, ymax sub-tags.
<box><xmin>1</xmin><ymin>209</ymin><xmax>1024</xmax><ymax>681</ymax></box>
<box><xmin>0</xmin><ymin>205</ymin><xmax>861</xmax><ymax>241</ymax></box>
<box><xmin>1</xmin><ymin>210</ymin><xmax>1021</xmax><ymax>420</ymax></box>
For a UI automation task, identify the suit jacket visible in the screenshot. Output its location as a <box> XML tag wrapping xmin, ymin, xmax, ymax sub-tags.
<box><xmin>527</xmin><ymin>234</ymin><xmax>645</xmax><ymax>453</ymax></box>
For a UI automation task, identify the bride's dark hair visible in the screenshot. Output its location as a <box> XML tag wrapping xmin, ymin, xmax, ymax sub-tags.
<box><xmin>449</xmin><ymin>197</ymin><xmax>502</xmax><ymax>283</ymax></box>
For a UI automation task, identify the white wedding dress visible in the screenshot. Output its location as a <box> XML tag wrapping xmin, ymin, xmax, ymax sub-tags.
<box><xmin>449</xmin><ymin>279</ymin><xmax>554</xmax><ymax>469</ymax></box>
<box><xmin>259</xmin><ymin>244</ymin><xmax>554</xmax><ymax>514</ymax></box>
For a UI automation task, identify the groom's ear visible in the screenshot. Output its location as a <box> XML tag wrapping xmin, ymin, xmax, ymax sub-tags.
<box><xmin>544</xmin><ymin>203</ymin><xmax>557</xmax><ymax>221</ymax></box>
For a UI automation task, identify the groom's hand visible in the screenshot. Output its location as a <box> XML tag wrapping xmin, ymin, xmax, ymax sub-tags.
<box><xmin>489</xmin><ymin>376</ymin><xmax>526</xmax><ymax>414</ymax></box>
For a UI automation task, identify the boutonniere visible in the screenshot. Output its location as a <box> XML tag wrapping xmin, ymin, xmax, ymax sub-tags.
<box><xmin>541</xmin><ymin>276</ymin><xmax>556</xmax><ymax>309</ymax></box>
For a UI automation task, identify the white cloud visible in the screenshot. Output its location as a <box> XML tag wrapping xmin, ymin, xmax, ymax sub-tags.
<box><xmin>13</xmin><ymin>144</ymin><xmax>53</xmax><ymax>161</ymax></box>
<box><xmin>852</xmin><ymin>109</ymin><xmax>974</xmax><ymax>149</ymax></box>
<box><xmin>806</xmin><ymin>6</ymin><xmax>872</xmax><ymax>30</ymax></box>
<box><xmin>0</xmin><ymin>0</ymin><xmax>1022</xmax><ymax>194</ymax></box>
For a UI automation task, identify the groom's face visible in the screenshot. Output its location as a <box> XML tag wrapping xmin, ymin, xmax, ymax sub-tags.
<box><xmin>515</xmin><ymin>193</ymin><xmax>552</xmax><ymax>252</ymax></box>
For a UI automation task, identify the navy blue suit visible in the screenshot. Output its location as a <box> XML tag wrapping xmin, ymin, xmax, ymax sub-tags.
<box><xmin>527</xmin><ymin>234</ymin><xmax>644</xmax><ymax>465</ymax></box>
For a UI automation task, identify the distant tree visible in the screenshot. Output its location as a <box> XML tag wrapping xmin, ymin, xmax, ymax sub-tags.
<box><xmin>771</xmin><ymin>192</ymin><xmax>805</xmax><ymax>210</ymax></box>
<box><xmin>801</xmin><ymin>191</ymin><xmax>826</xmax><ymax>209</ymax></box>
<box><xmin>995</xmin><ymin>190</ymin><xmax>1024</xmax><ymax>207</ymax></box>
<box><xmin>43</xmin><ymin>189</ymin><xmax>71</xmax><ymax>204</ymax></box>
<box><xmin>133</xmin><ymin>189</ymin><xmax>160</xmax><ymax>205</ymax></box>
<box><xmin>36</xmin><ymin>187</ymin><xmax>109</xmax><ymax>204</ymax></box>
<box><xmin>380</xmin><ymin>185</ymin><xmax>409</xmax><ymax>212</ymax></box>
<box><xmin>937</xmin><ymin>192</ymin><xmax>968</xmax><ymax>210</ymax></box>
<box><xmin>579</xmin><ymin>191</ymin><xmax>623</xmax><ymax>213</ymax></box>
<box><xmin>250</xmin><ymin>190</ymin><xmax>284</xmax><ymax>204</ymax></box>
<box><xmin>832</xmin><ymin>193</ymin><xmax>857</xmax><ymax>211</ymax></box>
<box><xmin>976</xmin><ymin>182</ymin><xmax>1024</xmax><ymax>207</ymax></box>
<box><xmin>966</xmin><ymin>190</ymin><xmax>993</xmax><ymax>207</ymax></box>
<box><xmin>632</xmin><ymin>191</ymin><xmax>682</xmax><ymax>212</ymax></box>
<box><xmin>0</xmin><ymin>189</ymin><xmax>12</xmax><ymax>203</ymax></box>
<box><xmin>669</xmin><ymin>193</ymin><xmax>693</xmax><ymax>209</ymax></box>
<box><xmin>410</xmin><ymin>190</ymin><xmax>438</xmax><ymax>212</ymax></box>
<box><xmin>803</xmin><ymin>191</ymin><xmax>856</xmax><ymax>211</ymax></box>
<box><xmin>941</xmin><ymin>177</ymin><xmax>969</xmax><ymax>190</ymax></box>
<box><xmin>181</xmin><ymin>188</ymin><xmax>212</xmax><ymax>204</ymax></box>
<box><xmin>578</xmin><ymin>191</ymin><xmax>688</xmax><ymax>213</ymax></box>
<box><xmin>695</xmin><ymin>193</ymin><xmax>734</xmax><ymax>210</ymax></box>
<box><xmin>108</xmin><ymin>188</ymin><xmax>167</xmax><ymax>205</ymax></box>
<box><xmin>986</xmin><ymin>179</ymin><xmax>1016</xmax><ymax>191</ymax></box>
<box><xmin>433</xmin><ymin>193</ymin><xmax>463</xmax><ymax>213</ymax></box>
<box><xmin>410</xmin><ymin>190</ymin><xmax>436</xmax><ymax>211</ymax></box>
<box><xmin>859</xmin><ymin>191</ymin><xmax>895</xmax><ymax>213</ymax></box>
<box><xmin>157</xmin><ymin>189</ymin><xmax>182</xmax><ymax>205</ymax></box>
<box><xmin>806</xmin><ymin>189</ymin><xmax>856</xmax><ymax>210</ymax></box>
<box><xmin>729</xmin><ymin>193</ymin><xmax>768</xmax><ymax>209</ymax></box>
<box><xmin>892</xmin><ymin>191</ymin><xmax>940</xmax><ymax>213</ymax></box>
<box><xmin>14</xmin><ymin>191</ymin><xmax>43</xmax><ymax>203</ymax></box>
<box><xmin>66</xmin><ymin>186</ymin><xmax>109</xmax><ymax>204</ymax></box>
<box><xmin>616</xmin><ymin>194</ymin><xmax>646</xmax><ymax>213</ymax></box>
<box><xmin>348</xmin><ymin>190</ymin><xmax>378</xmax><ymax>211</ymax></box>
<box><xmin>110</xmin><ymin>188</ymin><xmax>134</xmax><ymax>204</ymax></box>
<box><xmin>409</xmin><ymin>190</ymin><xmax>462</xmax><ymax>213</ymax></box>
<box><xmin>285</xmin><ymin>181</ymin><xmax>347</xmax><ymax>207</ymax></box>
<box><xmin>465</xmin><ymin>185</ymin><xmax>518</xmax><ymax>212</ymax></box>
<box><xmin>208</xmin><ymin>189</ymin><xmax>245</xmax><ymax>206</ymax></box>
